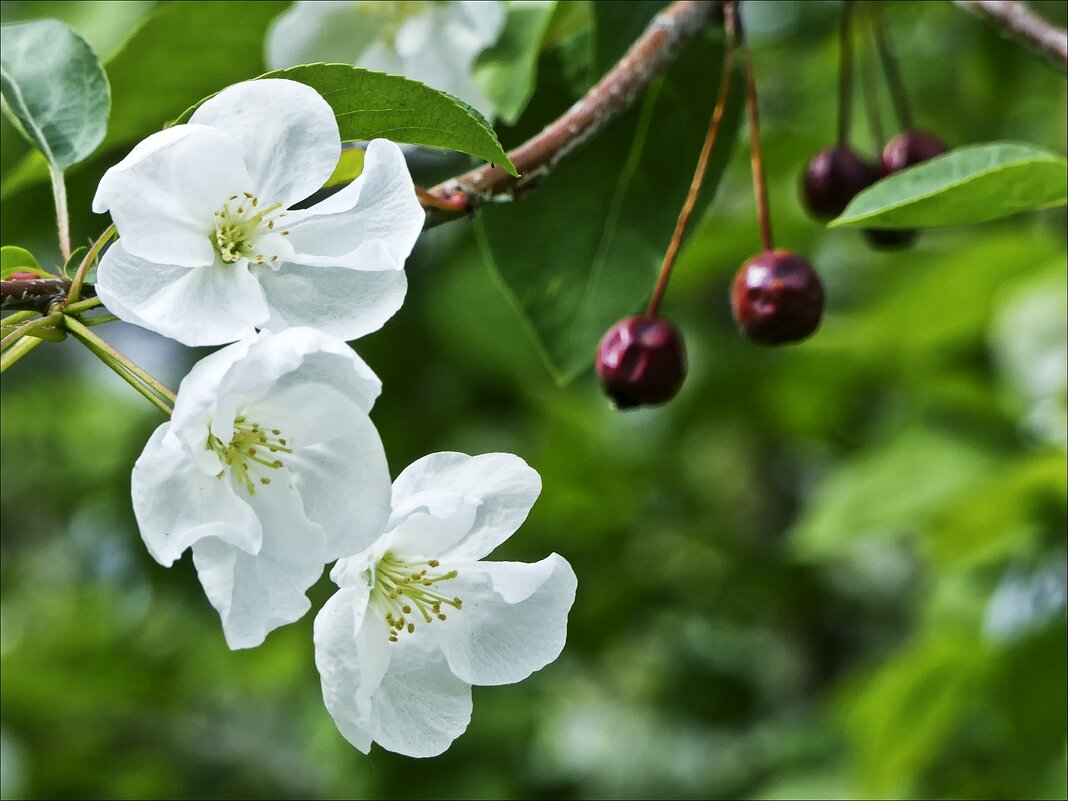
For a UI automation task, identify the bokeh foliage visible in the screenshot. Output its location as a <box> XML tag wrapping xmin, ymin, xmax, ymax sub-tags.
<box><xmin>1</xmin><ymin>1</ymin><xmax>1066</xmax><ymax>799</ymax></box>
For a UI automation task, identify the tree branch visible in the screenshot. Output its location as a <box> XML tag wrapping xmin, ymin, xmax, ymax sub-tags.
<box><xmin>955</xmin><ymin>0</ymin><xmax>1068</xmax><ymax>72</ymax></box>
<box><xmin>424</xmin><ymin>0</ymin><xmax>724</xmax><ymax>225</ymax></box>
<box><xmin>1</xmin><ymin>277</ymin><xmax>90</xmax><ymax>314</ymax></box>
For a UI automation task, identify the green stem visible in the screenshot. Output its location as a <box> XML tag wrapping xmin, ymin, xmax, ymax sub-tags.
<box><xmin>1</xmin><ymin>309</ymin><xmax>39</xmax><ymax>328</ymax></box>
<box><xmin>0</xmin><ymin>311</ymin><xmax>63</xmax><ymax>351</ymax></box>
<box><xmin>63</xmin><ymin>316</ymin><xmax>177</xmax><ymax>404</ymax></box>
<box><xmin>80</xmin><ymin>314</ymin><xmax>120</xmax><ymax>327</ymax></box>
<box><xmin>0</xmin><ymin>335</ymin><xmax>43</xmax><ymax>372</ymax></box>
<box><xmin>50</xmin><ymin>164</ymin><xmax>72</xmax><ymax>261</ymax></box>
<box><xmin>64</xmin><ymin>297</ymin><xmax>103</xmax><ymax>315</ymax></box>
<box><xmin>66</xmin><ymin>224</ymin><xmax>117</xmax><ymax>305</ymax></box>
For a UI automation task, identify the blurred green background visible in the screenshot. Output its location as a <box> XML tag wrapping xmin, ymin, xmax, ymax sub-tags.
<box><xmin>1</xmin><ymin>1</ymin><xmax>1066</xmax><ymax>798</ymax></box>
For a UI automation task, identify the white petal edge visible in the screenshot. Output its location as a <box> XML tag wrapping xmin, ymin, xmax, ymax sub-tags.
<box><xmin>255</xmin><ymin>257</ymin><xmax>408</xmax><ymax>341</ymax></box>
<box><xmin>132</xmin><ymin>424</ymin><xmax>262</xmax><ymax>566</ymax></box>
<box><xmin>192</xmin><ymin>480</ymin><xmax>327</xmax><ymax>649</ymax></box>
<box><xmin>265</xmin><ymin>1</ymin><xmax>381</xmax><ymax>71</ymax></box>
<box><xmin>190</xmin><ymin>79</ymin><xmax>340</xmax><ymax>208</ymax></box>
<box><xmin>314</xmin><ymin>587</ymin><xmax>376</xmax><ymax>753</ymax></box>
<box><xmin>286</xmin><ymin>139</ymin><xmax>424</xmax><ymax>267</ymax></box>
<box><xmin>93</xmin><ymin>124</ymin><xmax>252</xmax><ymax>267</ymax></box>
<box><xmin>367</xmin><ymin>633</ymin><xmax>473</xmax><ymax>758</ymax></box>
<box><xmin>284</xmin><ymin>416</ymin><xmax>393</xmax><ymax>561</ymax></box>
<box><xmin>95</xmin><ymin>242</ymin><xmax>269</xmax><ymax>347</ymax></box>
<box><xmin>433</xmin><ymin>554</ymin><xmax>577</xmax><ymax>687</ymax></box>
<box><xmin>392</xmin><ymin>452</ymin><xmax>542</xmax><ymax>563</ymax></box>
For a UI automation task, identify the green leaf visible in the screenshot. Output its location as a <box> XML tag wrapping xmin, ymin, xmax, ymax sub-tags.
<box><xmin>477</xmin><ymin>5</ymin><xmax>741</xmax><ymax>382</ymax></box>
<box><xmin>830</xmin><ymin>142</ymin><xmax>1068</xmax><ymax>229</ymax></box>
<box><xmin>792</xmin><ymin>427</ymin><xmax>997</xmax><ymax>558</ymax></box>
<box><xmin>1</xmin><ymin>245</ymin><xmax>48</xmax><ymax>279</ymax></box>
<box><xmin>2</xmin><ymin>1</ymin><xmax>285</xmax><ymax>198</ymax></box>
<box><xmin>61</xmin><ymin>245</ymin><xmax>89</xmax><ymax>281</ymax></box>
<box><xmin>0</xmin><ymin>19</ymin><xmax>109</xmax><ymax>169</ymax></box>
<box><xmin>473</xmin><ymin>1</ymin><xmax>557</xmax><ymax>125</ymax></box>
<box><xmin>176</xmin><ymin>64</ymin><xmax>517</xmax><ymax>176</ymax></box>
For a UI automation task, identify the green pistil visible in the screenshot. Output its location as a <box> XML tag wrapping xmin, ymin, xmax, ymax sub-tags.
<box><xmin>372</xmin><ymin>553</ymin><xmax>463</xmax><ymax>643</ymax></box>
<box><xmin>212</xmin><ymin>192</ymin><xmax>289</xmax><ymax>265</ymax></box>
<box><xmin>208</xmin><ymin>418</ymin><xmax>292</xmax><ymax>495</ymax></box>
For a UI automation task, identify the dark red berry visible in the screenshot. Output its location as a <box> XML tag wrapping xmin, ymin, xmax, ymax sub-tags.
<box><xmin>801</xmin><ymin>146</ymin><xmax>880</xmax><ymax>220</ymax></box>
<box><xmin>880</xmin><ymin>130</ymin><xmax>949</xmax><ymax>175</ymax></box>
<box><xmin>731</xmin><ymin>250</ymin><xmax>824</xmax><ymax>345</ymax></box>
<box><xmin>595</xmin><ymin>316</ymin><xmax>686</xmax><ymax>409</ymax></box>
<box><xmin>863</xmin><ymin>227</ymin><xmax>918</xmax><ymax>249</ymax></box>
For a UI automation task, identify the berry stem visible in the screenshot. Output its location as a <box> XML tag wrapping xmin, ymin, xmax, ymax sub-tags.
<box><xmin>837</xmin><ymin>1</ymin><xmax>855</xmax><ymax>148</ymax></box>
<box><xmin>861</xmin><ymin>5</ymin><xmax>885</xmax><ymax>149</ymax></box>
<box><xmin>646</xmin><ymin>9</ymin><xmax>737</xmax><ymax>319</ymax></box>
<box><xmin>872</xmin><ymin>2</ymin><xmax>913</xmax><ymax>130</ymax></box>
<box><xmin>731</xmin><ymin>2</ymin><xmax>774</xmax><ymax>252</ymax></box>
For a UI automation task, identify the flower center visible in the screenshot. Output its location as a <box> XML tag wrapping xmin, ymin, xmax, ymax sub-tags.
<box><xmin>212</xmin><ymin>192</ymin><xmax>290</xmax><ymax>266</ymax></box>
<box><xmin>355</xmin><ymin>1</ymin><xmax>433</xmax><ymax>48</ymax></box>
<box><xmin>208</xmin><ymin>417</ymin><xmax>292</xmax><ymax>495</ymax></box>
<box><xmin>371</xmin><ymin>552</ymin><xmax>463</xmax><ymax>643</ymax></box>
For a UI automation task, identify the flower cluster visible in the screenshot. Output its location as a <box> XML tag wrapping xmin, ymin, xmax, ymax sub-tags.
<box><xmin>97</xmin><ymin>78</ymin><xmax>575</xmax><ymax>757</ymax></box>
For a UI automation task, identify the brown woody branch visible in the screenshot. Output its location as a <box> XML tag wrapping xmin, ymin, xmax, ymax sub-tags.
<box><xmin>955</xmin><ymin>0</ymin><xmax>1068</xmax><ymax>72</ymax></box>
<box><xmin>424</xmin><ymin>0</ymin><xmax>724</xmax><ymax>224</ymax></box>
<box><xmin>1</xmin><ymin>277</ymin><xmax>90</xmax><ymax>314</ymax></box>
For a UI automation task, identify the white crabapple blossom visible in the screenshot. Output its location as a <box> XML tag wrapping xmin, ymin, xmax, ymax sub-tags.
<box><xmin>132</xmin><ymin>327</ymin><xmax>393</xmax><ymax>649</ymax></box>
<box><xmin>267</xmin><ymin>1</ymin><xmax>505</xmax><ymax>118</ymax></box>
<box><xmin>315</xmin><ymin>452</ymin><xmax>577</xmax><ymax>757</ymax></box>
<box><xmin>92</xmin><ymin>79</ymin><xmax>424</xmax><ymax>347</ymax></box>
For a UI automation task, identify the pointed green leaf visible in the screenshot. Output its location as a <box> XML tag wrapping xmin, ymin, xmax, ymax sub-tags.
<box><xmin>176</xmin><ymin>64</ymin><xmax>517</xmax><ymax>176</ymax></box>
<box><xmin>831</xmin><ymin>142</ymin><xmax>1067</xmax><ymax>229</ymax></box>
<box><xmin>0</xmin><ymin>19</ymin><xmax>109</xmax><ymax>169</ymax></box>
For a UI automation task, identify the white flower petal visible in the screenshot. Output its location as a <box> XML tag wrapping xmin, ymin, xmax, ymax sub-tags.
<box><xmin>433</xmin><ymin>554</ymin><xmax>576</xmax><ymax>687</ymax></box>
<box><xmin>392</xmin><ymin>452</ymin><xmax>542</xmax><ymax>562</ymax></box>
<box><xmin>95</xmin><ymin>242</ymin><xmax>269</xmax><ymax>347</ymax></box>
<box><xmin>384</xmin><ymin>495</ymin><xmax>481</xmax><ymax>559</ymax></box>
<box><xmin>266</xmin><ymin>1</ymin><xmax>381</xmax><ymax>70</ymax></box>
<box><xmin>93</xmin><ymin>124</ymin><xmax>251</xmax><ymax>267</ymax></box>
<box><xmin>132</xmin><ymin>424</ymin><xmax>262</xmax><ymax>566</ymax></box>
<box><xmin>286</xmin><ymin>139</ymin><xmax>423</xmax><ymax>267</ymax></box>
<box><xmin>285</xmin><ymin>417</ymin><xmax>393</xmax><ymax>561</ymax></box>
<box><xmin>191</xmin><ymin>481</ymin><xmax>327</xmax><ymax>649</ymax></box>
<box><xmin>368</xmin><ymin>634</ymin><xmax>473</xmax><ymax>758</ymax></box>
<box><xmin>256</xmin><ymin>258</ymin><xmax>408</xmax><ymax>341</ymax></box>
<box><xmin>314</xmin><ymin>586</ymin><xmax>376</xmax><ymax>753</ymax></box>
<box><xmin>190</xmin><ymin>327</ymin><xmax>381</xmax><ymax>439</ymax></box>
<box><xmin>190</xmin><ymin>79</ymin><xmax>340</xmax><ymax>208</ymax></box>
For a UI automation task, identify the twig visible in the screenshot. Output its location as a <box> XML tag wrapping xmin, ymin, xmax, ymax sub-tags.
<box><xmin>647</xmin><ymin>5</ymin><xmax>736</xmax><ymax>318</ymax></box>
<box><xmin>955</xmin><ymin>0</ymin><xmax>1068</xmax><ymax>72</ymax></box>
<box><xmin>425</xmin><ymin>0</ymin><xmax>723</xmax><ymax>222</ymax></box>
<box><xmin>1</xmin><ymin>278</ymin><xmax>83</xmax><ymax>313</ymax></box>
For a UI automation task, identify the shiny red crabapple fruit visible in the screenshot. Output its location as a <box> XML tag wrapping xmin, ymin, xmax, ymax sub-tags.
<box><xmin>595</xmin><ymin>316</ymin><xmax>686</xmax><ymax>409</ymax></box>
<box><xmin>880</xmin><ymin>130</ymin><xmax>949</xmax><ymax>174</ymax></box>
<box><xmin>731</xmin><ymin>250</ymin><xmax>824</xmax><ymax>345</ymax></box>
<box><xmin>801</xmin><ymin>146</ymin><xmax>880</xmax><ymax>220</ymax></box>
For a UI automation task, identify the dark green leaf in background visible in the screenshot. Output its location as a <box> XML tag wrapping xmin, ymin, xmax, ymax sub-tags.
<box><xmin>473</xmin><ymin>0</ymin><xmax>558</xmax><ymax>125</ymax></box>
<box><xmin>831</xmin><ymin>142</ymin><xmax>1068</xmax><ymax>229</ymax></box>
<box><xmin>0</xmin><ymin>19</ymin><xmax>109</xmax><ymax>169</ymax></box>
<box><xmin>477</xmin><ymin>2</ymin><xmax>742</xmax><ymax>383</ymax></box>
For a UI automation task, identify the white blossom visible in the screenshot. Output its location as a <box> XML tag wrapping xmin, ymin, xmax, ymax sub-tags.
<box><xmin>132</xmin><ymin>328</ymin><xmax>393</xmax><ymax>649</ymax></box>
<box><xmin>266</xmin><ymin>1</ymin><xmax>505</xmax><ymax>118</ymax></box>
<box><xmin>93</xmin><ymin>79</ymin><xmax>424</xmax><ymax>347</ymax></box>
<box><xmin>315</xmin><ymin>452</ymin><xmax>576</xmax><ymax>757</ymax></box>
